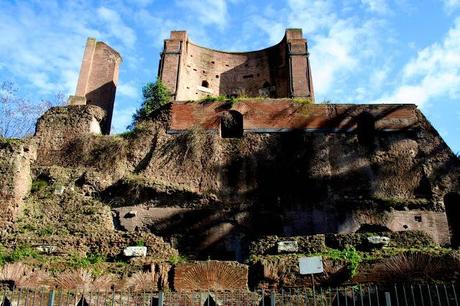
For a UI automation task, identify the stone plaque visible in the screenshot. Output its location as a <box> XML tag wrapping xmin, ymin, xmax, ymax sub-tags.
<box><xmin>367</xmin><ymin>236</ymin><xmax>390</xmax><ymax>246</ymax></box>
<box><xmin>36</xmin><ymin>245</ymin><xmax>57</xmax><ymax>254</ymax></box>
<box><xmin>299</xmin><ymin>256</ymin><xmax>324</xmax><ymax>274</ymax></box>
<box><xmin>123</xmin><ymin>246</ymin><xmax>147</xmax><ymax>257</ymax></box>
<box><xmin>277</xmin><ymin>240</ymin><xmax>298</xmax><ymax>253</ymax></box>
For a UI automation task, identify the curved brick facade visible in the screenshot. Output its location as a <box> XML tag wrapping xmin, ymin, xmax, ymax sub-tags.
<box><xmin>159</xmin><ymin>29</ymin><xmax>314</xmax><ymax>101</ymax></box>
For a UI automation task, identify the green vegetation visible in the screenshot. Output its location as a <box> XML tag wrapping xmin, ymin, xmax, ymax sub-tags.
<box><xmin>0</xmin><ymin>137</ymin><xmax>22</xmax><ymax>145</ymax></box>
<box><xmin>130</xmin><ymin>79</ymin><xmax>171</xmax><ymax>128</ymax></box>
<box><xmin>69</xmin><ymin>253</ymin><xmax>106</xmax><ymax>268</ymax></box>
<box><xmin>135</xmin><ymin>239</ymin><xmax>145</xmax><ymax>246</ymax></box>
<box><xmin>0</xmin><ymin>245</ymin><xmax>41</xmax><ymax>264</ymax></box>
<box><xmin>291</xmin><ymin>97</ymin><xmax>314</xmax><ymax>105</ymax></box>
<box><xmin>168</xmin><ymin>254</ymin><xmax>188</xmax><ymax>265</ymax></box>
<box><xmin>37</xmin><ymin>226</ymin><xmax>54</xmax><ymax>236</ymax></box>
<box><xmin>10</xmin><ymin>245</ymin><xmax>40</xmax><ymax>262</ymax></box>
<box><xmin>323</xmin><ymin>247</ymin><xmax>362</xmax><ymax>277</ymax></box>
<box><xmin>199</xmin><ymin>95</ymin><xmax>239</xmax><ymax>107</ymax></box>
<box><xmin>200</xmin><ymin>95</ymin><xmax>227</xmax><ymax>103</ymax></box>
<box><xmin>31</xmin><ymin>178</ymin><xmax>49</xmax><ymax>193</ymax></box>
<box><xmin>370</xmin><ymin>195</ymin><xmax>430</xmax><ymax>209</ymax></box>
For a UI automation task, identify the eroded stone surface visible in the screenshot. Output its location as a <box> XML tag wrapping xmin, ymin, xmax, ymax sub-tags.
<box><xmin>0</xmin><ymin>139</ymin><xmax>36</xmax><ymax>227</ymax></box>
<box><xmin>277</xmin><ymin>241</ymin><xmax>299</xmax><ymax>253</ymax></box>
<box><xmin>123</xmin><ymin>246</ymin><xmax>147</xmax><ymax>257</ymax></box>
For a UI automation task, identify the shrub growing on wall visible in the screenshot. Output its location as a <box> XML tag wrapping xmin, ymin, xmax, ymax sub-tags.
<box><xmin>130</xmin><ymin>79</ymin><xmax>170</xmax><ymax>128</ymax></box>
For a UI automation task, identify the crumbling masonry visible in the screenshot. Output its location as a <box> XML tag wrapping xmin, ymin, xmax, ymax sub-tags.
<box><xmin>0</xmin><ymin>28</ymin><xmax>458</xmax><ymax>290</ymax></box>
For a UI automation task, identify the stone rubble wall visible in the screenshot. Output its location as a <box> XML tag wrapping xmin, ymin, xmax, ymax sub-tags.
<box><xmin>0</xmin><ymin>139</ymin><xmax>36</xmax><ymax>228</ymax></box>
<box><xmin>34</xmin><ymin>105</ymin><xmax>105</xmax><ymax>165</ymax></box>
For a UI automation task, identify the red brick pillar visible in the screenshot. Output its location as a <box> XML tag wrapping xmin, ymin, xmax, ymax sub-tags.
<box><xmin>285</xmin><ymin>29</ymin><xmax>314</xmax><ymax>100</ymax></box>
<box><xmin>69</xmin><ymin>38</ymin><xmax>122</xmax><ymax>134</ymax></box>
<box><xmin>158</xmin><ymin>31</ymin><xmax>187</xmax><ymax>100</ymax></box>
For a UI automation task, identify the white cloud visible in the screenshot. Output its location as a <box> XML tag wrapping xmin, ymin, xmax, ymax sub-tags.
<box><xmin>112</xmin><ymin>106</ymin><xmax>137</xmax><ymax>133</ymax></box>
<box><xmin>442</xmin><ymin>0</ymin><xmax>460</xmax><ymax>12</ymax></box>
<box><xmin>310</xmin><ymin>21</ymin><xmax>359</xmax><ymax>94</ymax></box>
<box><xmin>0</xmin><ymin>2</ymin><xmax>92</xmax><ymax>95</ymax></box>
<box><xmin>97</xmin><ymin>7</ymin><xmax>137</xmax><ymax>48</ymax></box>
<box><xmin>375</xmin><ymin>17</ymin><xmax>460</xmax><ymax>105</ymax></box>
<box><xmin>287</xmin><ymin>0</ymin><xmax>336</xmax><ymax>35</ymax></box>
<box><xmin>118</xmin><ymin>82</ymin><xmax>140</xmax><ymax>99</ymax></box>
<box><xmin>175</xmin><ymin>0</ymin><xmax>229</xmax><ymax>30</ymax></box>
<box><xmin>361</xmin><ymin>0</ymin><xmax>391</xmax><ymax>15</ymax></box>
<box><xmin>0</xmin><ymin>1</ymin><xmax>143</xmax><ymax>98</ymax></box>
<box><xmin>245</xmin><ymin>0</ymin><xmax>386</xmax><ymax>99</ymax></box>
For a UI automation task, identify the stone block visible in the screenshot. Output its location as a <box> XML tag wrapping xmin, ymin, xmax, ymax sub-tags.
<box><xmin>36</xmin><ymin>245</ymin><xmax>58</xmax><ymax>254</ymax></box>
<box><xmin>367</xmin><ymin>236</ymin><xmax>390</xmax><ymax>247</ymax></box>
<box><xmin>277</xmin><ymin>240</ymin><xmax>298</xmax><ymax>253</ymax></box>
<box><xmin>54</xmin><ymin>185</ymin><xmax>65</xmax><ymax>195</ymax></box>
<box><xmin>123</xmin><ymin>246</ymin><xmax>147</xmax><ymax>257</ymax></box>
<box><xmin>67</xmin><ymin>95</ymin><xmax>86</xmax><ymax>106</ymax></box>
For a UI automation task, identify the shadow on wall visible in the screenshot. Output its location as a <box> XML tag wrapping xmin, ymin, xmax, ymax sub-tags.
<box><xmin>101</xmin><ymin>107</ymin><xmax>458</xmax><ymax>261</ymax></box>
<box><xmin>220</xmin><ymin>110</ymin><xmax>243</xmax><ymax>138</ymax></box>
<box><xmin>85</xmin><ymin>81</ymin><xmax>117</xmax><ymax>135</ymax></box>
<box><xmin>218</xmin><ymin>46</ymin><xmax>288</xmax><ymax>98</ymax></box>
<box><xmin>445</xmin><ymin>192</ymin><xmax>460</xmax><ymax>246</ymax></box>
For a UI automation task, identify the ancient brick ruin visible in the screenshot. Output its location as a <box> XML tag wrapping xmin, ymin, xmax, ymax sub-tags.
<box><xmin>68</xmin><ymin>38</ymin><xmax>122</xmax><ymax>134</ymax></box>
<box><xmin>0</xmin><ymin>29</ymin><xmax>459</xmax><ymax>292</ymax></box>
<box><xmin>159</xmin><ymin>29</ymin><xmax>314</xmax><ymax>100</ymax></box>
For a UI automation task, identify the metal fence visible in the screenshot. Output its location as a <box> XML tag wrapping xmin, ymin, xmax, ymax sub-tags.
<box><xmin>0</xmin><ymin>283</ymin><xmax>458</xmax><ymax>306</ymax></box>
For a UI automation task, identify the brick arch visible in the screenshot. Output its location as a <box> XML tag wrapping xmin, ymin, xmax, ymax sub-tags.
<box><xmin>173</xmin><ymin>261</ymin><xmax>248</xmax><ymax>291</ymax></box>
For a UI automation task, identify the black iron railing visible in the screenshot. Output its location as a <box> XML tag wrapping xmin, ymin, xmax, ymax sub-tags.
<box><xmin>0</xmin><ymin>283</ymin><xmax>458</xmax><ymax>305</ymax></box>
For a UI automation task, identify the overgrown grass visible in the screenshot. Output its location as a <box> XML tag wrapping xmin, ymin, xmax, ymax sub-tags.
<box><xmin>200</xmin><ymin>95</ymin><xmax>227</xmax><ymax>103</ymax></box>
<box><xmin>0</xmin><ymin>245</ymin><xmax>41</xmax><ymax>264</ymax></box>
<box><xmin>291</xmin><ymin>97</ymin><xmax>314</xmax><ymax>105</ymax></box>
<box><xmin>135</xmin><ymin>239</ymin><xmax>145</xmax><ymax>247</ymax></box>
<box><xmin>0</xmin><ymin>137</ymin><xmax>22</xmax><ymax>145</ymax></box>
<box><xmin>69</xmin><ymin>253</ymin><xmax>106</xmax><ymax>268</ymax></box>
<box><xmin>370</xmin><ymin>195</ymin><xmax>430</xmax><ymax>209</ymax></box>
<box><xmin>31</xmin><ymin>178</ymin><xmax>49</xmax><ymax>193</ymax></box>
<box><xmin>323</xmin><ymin>247</ymin><xmax>362</xmax><ymax>277</ymax></box>
<box><xmin>168</xmin><ymin>254</ymin><xmax>188</xmax><ymax>265</ymax></box>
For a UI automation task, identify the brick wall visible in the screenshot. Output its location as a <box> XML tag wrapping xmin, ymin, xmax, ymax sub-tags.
<box><xmin>159</xmin><ymin>29</ymin><xmax>313</xmax><ymax>100</ymax></box>
<box><xmin>72</xmin><ymin>38</ymin><xmax>122</xmax><ymax>134</ymax></box>
<box><xmin>170</xmin><ymin>100</ymin><xmax>419</xmax><ymax>132</ymax></box>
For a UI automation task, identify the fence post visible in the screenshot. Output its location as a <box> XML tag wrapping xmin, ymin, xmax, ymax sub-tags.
<box><xmin>270</xmin><ymin>290</ymin><xmax>276</xmax><ymax>306</ymax></box>
<box><xmin>158</xmin><ymin>291</ymin><xmax>164</xmax><ymax>306</ymax></box>
<box><xmin>385</xmin><ymin>292</ymin><xmax>392</xmax><ymax>306</ymax></box>
<box><xmin>48</xmin><ymin>289</ymin><xmax>55</xmax><ymax>306</ymax></box>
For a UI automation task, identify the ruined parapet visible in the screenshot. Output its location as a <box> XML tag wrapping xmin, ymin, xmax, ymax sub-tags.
<box><xmin>34</xmin><ymin>105</ymin><xmax>105</xmax><ymax>165</ymax></box>
<box><xmin>0</xmin><ymin>139</ymin><xmax>36</xmax><ymax>228</ymax></box>
<box><xmin>68</xmin><ymin>38</ymin><xmax>122</xmax><ymax>134</ymax></box>
<box><xmin>169</xmin><ymin>101</ymin><xmax>420</xmax><ymax>132</ymax></box>
<box><xmin>159</xmin><ymin>29</ymin><xmax>314</xmax><ymax>100</ymax></box>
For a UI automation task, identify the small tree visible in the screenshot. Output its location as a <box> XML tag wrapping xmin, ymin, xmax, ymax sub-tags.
<box><xmin>130</xmin><ymin>80</ymin><xmax>170</xmax><ymax>128</ymax></box>
<box><xmin>0</xmin><ymin>81</ymin><xmax>65</xmax><ymax>139</ymax></box>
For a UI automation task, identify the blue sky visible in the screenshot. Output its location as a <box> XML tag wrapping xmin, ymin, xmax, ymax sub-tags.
<box><xmin>0</xmin><ymin>0</ymin><xmax>459</xmax><ymax>153</ymax></box>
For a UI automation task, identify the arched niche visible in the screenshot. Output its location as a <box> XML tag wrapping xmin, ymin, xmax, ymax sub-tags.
<box><xmin>444</xmin><ymin>192</ymin><xmax>460</xmax><ymax>246</ymax></box>
<box><xmin>220</xmin><ymin>110</ymin><xmax>243</xmax><ymax>138</ymax></box>
<box><xmin>356</xmin><ymin>112</ymin><xmax>376</xmax><ymax>146</ymax></box>
<box><xmin>355</xmin><ymin>224</ymin><xmax>391</xmax><ymax>233</ymax></box>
